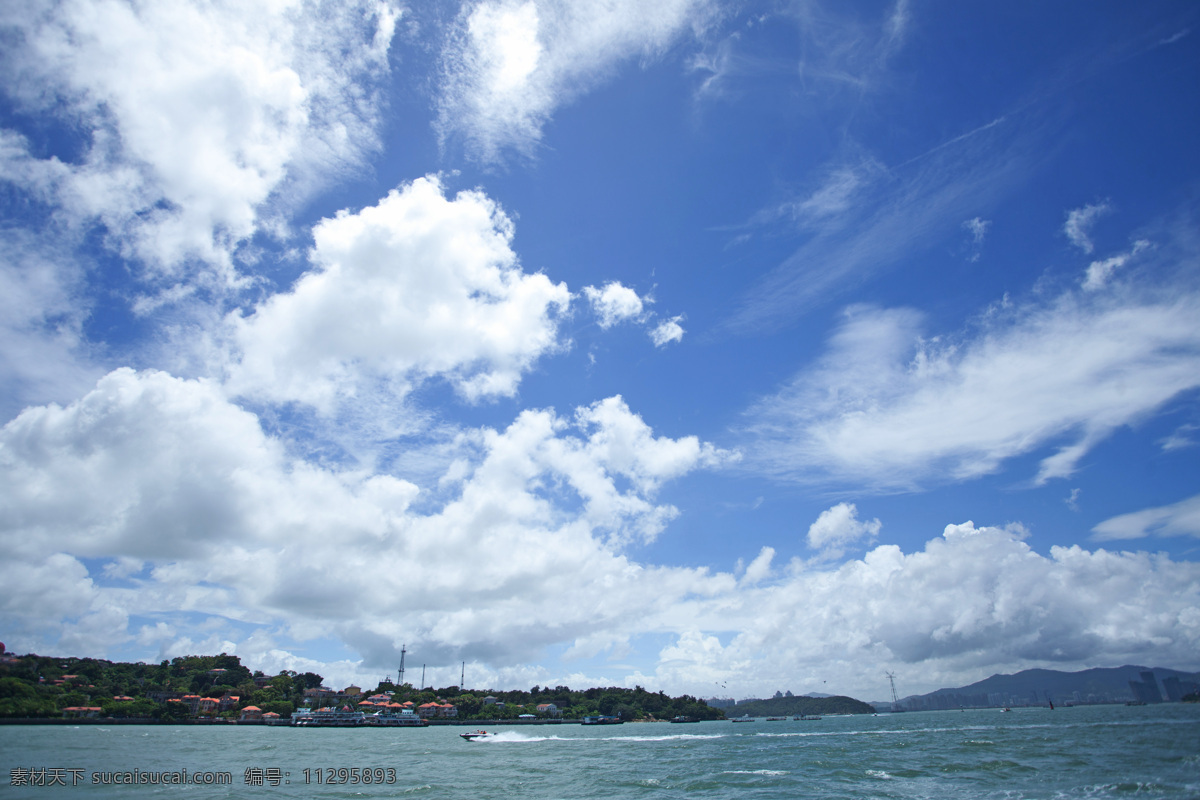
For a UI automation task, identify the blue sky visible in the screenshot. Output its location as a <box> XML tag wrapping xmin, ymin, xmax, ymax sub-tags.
<box><xmin>1</xmin><ymin>0</ymin><xmax>1198</xmax><ymax>702</ymax></box>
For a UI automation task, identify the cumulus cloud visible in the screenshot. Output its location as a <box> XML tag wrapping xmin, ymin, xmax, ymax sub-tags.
<box><xmin>650</xmin><ymin>315</ymin><xmax>686</xmax><ymax>347</ymax></box>
<box><xmin>741</xmin><ymin>288</ymin><xmax>1200</xmax><ymax>489</ymax></box>
<box><xmin>0</xmin><ymin>0</ymin><xmax>399</xmax><ymax>282</ymax></box>
<box><xmin>583</xmin><ymin>281</ymin><xmax>646</xmax><ymax>328</ymax></box>
<box><xmin>1092</xmin><ymin>493</ymin><xmax>1200</xmax><ymax>541</ymax></box>
<box><xmin>806</xmin><ymin>502</ymin><xmax>881</xmax><ymax>559</ymax></box>
<box><xmin>228</xmin><ymin>176</ymin><xmax>571</xmax><ymax>410</ymax></box>
<box><xmin>436</xmin><ymin>0</ymin><xmax>712</xmax><ymax>162</ymax></box>
<box><xmin>4</xmin><ymin>386</ymin><xmax>1195</xmax><ymax>699</ymax></box>
<box><xmin>0</xmin><ymin>368</ymin><xmax>730</xmax><ymax>670</ymax></box>
<box><xmin>636</xmin><ymin>522</ymin><xmax>1200</xmax><ymax>699</ymax></box>
<box><xmin>1064</xmin><ymin>202</ymin><xmax>1111</xmax><ymax>254</ymax></box>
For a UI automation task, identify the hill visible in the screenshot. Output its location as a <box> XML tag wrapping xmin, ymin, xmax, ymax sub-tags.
<box><xmin>894</xmin><ymin>665</ymin><xmax>1200</xmax><ymax>710</ymax></box>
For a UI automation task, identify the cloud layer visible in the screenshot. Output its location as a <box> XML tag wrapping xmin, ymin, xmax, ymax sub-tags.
<box><xmin>3</xmin><ymin>372</ymin><xmax>1197</xmax><ymax>698</ymax></box>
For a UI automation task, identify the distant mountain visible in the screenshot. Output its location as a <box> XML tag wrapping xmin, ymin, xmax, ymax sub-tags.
<box><xmin>727</xmin><ymin>695</ymin><xmax>875</xmax><ymax>716</ymax></box>
<box><xmin>893</xmin><ymin>665</ymin><xmax>1200</xmax><ymax>710</ymax></box>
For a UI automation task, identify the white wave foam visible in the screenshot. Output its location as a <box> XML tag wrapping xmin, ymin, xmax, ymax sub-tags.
<box><xmin>722</xmin><ymin>769</ymin><xmax>788</xmax><ymax>776</ymax></box>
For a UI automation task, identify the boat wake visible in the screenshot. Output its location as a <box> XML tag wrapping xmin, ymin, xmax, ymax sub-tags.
<box><xmin>469</xmin><ymin>731</ymin><xmax>727</xmax><ymax>744</ymax></box>
<box><xmin>604</xmin><ymin>733</ymin><xmax>726</xmax><ymax>742</ymax></box>
<box><xmin>473</xmin><ymin>731</ymin><xmax>567</xmax><ymax>743</ymax></box>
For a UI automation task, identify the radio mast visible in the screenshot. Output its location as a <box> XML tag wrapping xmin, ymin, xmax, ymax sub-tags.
<box><xmin>886</xmin><ymin>671</ymin><xmax>902</xmax><ymax>711</ymax></box>
<box><xmin>398</xmin><ymin>644</ymin><xmax>406</xmax><ymax>686</ymax></box>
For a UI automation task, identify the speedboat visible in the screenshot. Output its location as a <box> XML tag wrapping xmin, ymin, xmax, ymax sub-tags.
<box><xmin>460</xmin><ymin>730</ymin><xmax>490</xmax><ymax>741</ymax></box>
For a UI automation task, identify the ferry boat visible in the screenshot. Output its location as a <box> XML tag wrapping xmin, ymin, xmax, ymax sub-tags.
<box><xmin>368</xmin><ymin>709</ymin><xmax>428</xmax><ymax>727</ymax></box>
<box><xmin>580</xmin><ymin>715</ymin><xmax>623</xmax><ymax>725</ymax></box>
<box><xmin>290</xmin><ymin>707</ymin><xmax>366</xmax><ymax>727</ymax></box>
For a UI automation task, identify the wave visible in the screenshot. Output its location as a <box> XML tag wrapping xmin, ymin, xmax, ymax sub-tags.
<box><xmin>474</xmin><ymin>731</ymin><xmax>728</xmax><ymax>744</ymax></box>
<box><xmin>721</xmin><ymin>769</ymin><xmax>788</xmax><ymax>776</ymax></box>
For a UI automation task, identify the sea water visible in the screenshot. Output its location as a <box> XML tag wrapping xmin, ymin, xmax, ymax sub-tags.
<box><xmin>3</xmin><ymin>704</ymin><xmax>1198</xmax><ymax>798</ymax></box>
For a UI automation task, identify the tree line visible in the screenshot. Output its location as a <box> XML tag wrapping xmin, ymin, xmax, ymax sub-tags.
<box><xmin>0</xmin><ymin>652</ymin><xmax>724</xmax><ymax>721</ymax></box>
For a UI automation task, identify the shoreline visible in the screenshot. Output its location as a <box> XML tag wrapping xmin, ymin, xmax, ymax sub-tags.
<box><xmin>0</xmin><ymin>717</ymin><xmax>590</xmax><ymax>726</ymax></box>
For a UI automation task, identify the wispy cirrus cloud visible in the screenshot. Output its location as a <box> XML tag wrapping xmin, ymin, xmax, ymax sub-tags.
<box><xmin>739</xmin><ymin>275</ymin><xmax>1200</xmax><ymax>489</ymax></box>
<box><xmin>435</xmin><ymin>0</ymin><xmax>714</xmax><ymax>163</ymax></box>
<box><xmin>717</xmin><ymin>117</ymin><xmax>1033</xmax><ymax>338</ymax></box>
<box><xmin>1092</xmin><ymin>493</ymin><xmax>1200</xmax><ymax>541</ymax></box>
<box><xmin>1063</xmin><ymin>202</ymin><xmax>1111</xmax><ymax>254</ymax></box>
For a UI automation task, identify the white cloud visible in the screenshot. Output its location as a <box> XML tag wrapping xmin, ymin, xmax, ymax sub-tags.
<box><xmin>583</xmin><ymin>281</ymin><xmax>645</xmax><ymax>328</ymax></box>
<box><xmin>720</xmin><ymin>119</ymin><xmax>1030</xmax><ymax>336</ymax></box>
<box><xmin>1082</xmin><ymin>239</ymin><xmax>1150</xmax><ymax>291</ymax></box>
<box><xmin>962</xmin><ymin>216</ymin><xmax>991</xmax><ymax>262</ymax></box>
<box><xmin>963</xmin><ymin>216</ymin><xmax>990</xmax><ymax>244</ymax></box>
<box><xmin>0</xmin><ymin>229</ymin><xmax>103</xmax><ymax>418</ymax></box>
<box><xmin>739</xmin><ymin>546</ymin><xmax>775</xmax><ymax>586</ymax></box>
<box><xmin>436</xmin><ymin>0</ymin><xmax>712</xmax><ymax>162</ymax></box>
<box><xmin>581</xmin><ymin>283</ymin><xmax>688</xmax><ymax>348</ymax></box>
<box><xmin>4</xmin><ymin>386</ymin><xmax>1195</xmax><ymax>699</ymax></box>
<box><xmin>1064</xmin><ymin>202</ymin><xmax>1111</xmax><ymax>254</ymax></box>
<box><xmin>0</xmin><ymin>368</ymin><xmax>731</xmax><ymax>671</ymax></box>
<box><xmin>1092</xmin><ymin>493</ymin><xmax>1200</xmax><ymax>541</ymax></box>
<box><xmin>650</xmin><ymin>315</ymin><xmax>686</xmax><ymax>347</ymax></box>
<box><xmin>0</xmin><ymin>0</ymin><xmax>399</xmax><ymax>282</ymax></box>
<box><xmin>637</xmin><ymin>522</ymin><xmax>1200</xmax><ymax>699</ymax></box>
<box><xmin>1160</xmin><ymin>423</ymin><xmax>1199</xmax><ymax>452</ymax></box>
<box><xmin>228</xmin><ymin>176</ymin><xmax>571</xmax><ymax>410</ymax></box>
<box><xmin>741</xmin><ymin>289</ymin><xmax>1200</xmax><ymax>489</ymax></box>
<box><xmin>806</xmin><ymin>502</ymin><xmax>881</xmax><ymax>559</ymax></box>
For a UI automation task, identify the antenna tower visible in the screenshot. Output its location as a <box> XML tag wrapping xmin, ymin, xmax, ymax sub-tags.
<box><xmin>460</xmin><ymin>661</ymin><xmax>465</xmax><ymax>690</ymax></box>
<box><xmin>421</xmin><ymin>665</ymin><xmax>426</xmax><ymax>689</ymax></box>
<box><xmin>886</xmin><ymin>671</ymin><xmax>899</xmax><ymax>705</ymax></box>
<box><xmin>398</xmin><ymin>644</ymin><xmax>406</xmax><ymax>686</ymax></box>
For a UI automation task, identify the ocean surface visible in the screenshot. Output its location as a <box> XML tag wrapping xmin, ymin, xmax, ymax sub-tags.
<box><xmin>3</xmin><ymin>704</ymin><xmax>1198</xmax><ymax>798</ymax></box>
